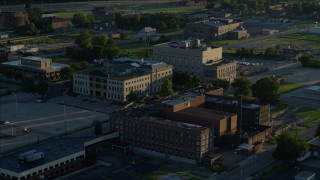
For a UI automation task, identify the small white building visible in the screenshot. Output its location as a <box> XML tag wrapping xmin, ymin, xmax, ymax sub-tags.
<box><xmin>138</xmin><ymin>27</ymin><xmax>157</xmax><ymax>41</ymax></box>
<box><xmin>0</xmin><ymin>32</ymin><xmax>9</xmax><ymax>39</ymax></box>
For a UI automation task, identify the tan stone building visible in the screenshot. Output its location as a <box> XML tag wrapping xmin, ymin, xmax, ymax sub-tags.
<box><xmin>73</xmin><ymin>57</ymin><xmax>172</xmax><ymax>102</ymax></box>
<box><xmin>2</xmin><ymin>56</ymin><xmax>69</xmax><ymax>80</ymax></box>
<box><xmin>184</xmin><ymin>18</ymin><xmax>249</xmax><ymax>41</ymax></box>
<box><xmin>153</xmin><ymin>40</ymin><xmax>236</xmax><ymax>82</ymax></box>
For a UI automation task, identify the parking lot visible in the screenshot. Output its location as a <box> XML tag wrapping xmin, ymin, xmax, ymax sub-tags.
<box><xmin>0</xmin><ymin>93</ymin><xmax>110</xmax><ymax>153</ymax></box>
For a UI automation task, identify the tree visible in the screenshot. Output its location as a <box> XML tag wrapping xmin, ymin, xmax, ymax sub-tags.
<box><xmin>273</xmin><ymin>132</ymin><xmax>309</xmax><ymax>160</ymax></box>
<box><xmin>252</xmin><ymin>77</ymin><xmax>280</xmax><ymax>104</ymax></box>
<box><xmin>160</xmin><ymin>79</ymin><xmax>174</xmax><ymax>97</ymax></box>
<box><xmin>127</xmin><ymin>91</ymin><xmax>138</xmax><ymax>102</ymax></box>
<box><xmin>24</xmin><ymin>23</ymin><xmax>39</xmax><ymax>36</ymax></box>
<box><xmin>75</xmin><ymin>30</ymin><xmax>92</xmax><ymax>49</ymax></box>
<box><xmin>232</xmin><ymin>77</ymin><xmax>251</xmax><ymax>97</ymax></box>
<box><xmin>94</xmin><ymin>121</ymin><xmax>102</xmax><ymax>135</ymax></box>
<box><xmin>37</xmin><ymin>81</ymin><xmax>48</xmax><ymax>98</ymax></box>
<box><xmin>21</xmin><ymin>74</ymin><xmax>35</xmax><ymax>91</ymax></box>
<box><xmin>192</xmin><ymin>75</ymin><xmax>201</xmax><ymax>87</ymax></box>
<box><xmin>186</xmin><ymin>74</ymin><xmax>193</xmax><ymax>88</ymax></box>
<box><xmin>72</xmin><ymin>13</ymin><xmax>94</xmax><ymax>27</ymax></box>
<box><xmin>211</xmin><ymin>79</ymin><xmax>230</xmax><ymax>91</ymax></box>
<box><xmin>315</xmin><ymin>124</ymin><xmax>320</xmax><ymax>137</ymax></box>
<box><xmin>60</xmin><ymin>67</ymin><xmax>74</xmax><ymax>79</ymax></box>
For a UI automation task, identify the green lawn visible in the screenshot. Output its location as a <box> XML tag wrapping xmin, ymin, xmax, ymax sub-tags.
<box><xmin>295</xmin><ymin>108</ymin><xmax>320</xmax><ymax>127</ymax></box>
<box><xmin>268</xmin><ymin>128</ymin><xmax>303</xmax><ymax>145</ymax></box>
<box><xmin>118</xmin><ymin>41</ymin><xmax>152</xmax><ymax>59</ymax></box>
<box><xmin>279</xmin><ymin>82</ymin><xmax>305</xmax><ymax>94</ymax></box>
<box><xmin>16</xmin><ymin>36</ymin><xmax>69</xmax><ymax>44</ymax></box>
<box><xmin>267</xmin><ymin>32</ymin><xmax>320</xmax><ymax>51</ymax></box>
<box><xmin>253</xmin><ymin>161</ymin><xmax>290</xmax><ymax>179</ymax></box>
<box><xmin>270</xmin><ymin>103</ymin><xmax>291</xmax><ymax>117</ymax></box>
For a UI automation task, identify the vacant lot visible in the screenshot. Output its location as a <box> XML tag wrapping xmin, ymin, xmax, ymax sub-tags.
<box><xmin>295</xmin><ymin>108</ymin><xmax>320</xmax><ymax>127</ymax></box>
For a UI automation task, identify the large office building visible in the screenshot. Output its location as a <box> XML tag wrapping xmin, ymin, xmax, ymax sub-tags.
<box><xmin>2</xmin><ymin>56</ymin><xmax>69</xmax><ymax>80</ymax></box>
<box><xmin>110</xmin><ymin>108</ymin><xmax>213</xmax><ymax>163</ymax></box>
<box><xmin>0</xmin><ymin>132</ymin><xmax>119</xmax><ymax>180</ymax></box>
<box><xmin>185</xmin><ymin>18</ymin><xmax>249</xmax><ymax>41</ymax></box>
<box><xmin>153</xmin><ymin>40</ymin><xmax>236</xmax><ymax>82</ymax></box>
<box><xmin>73</xmin><ymin>57</ymin><xmax>172</xmax><ymax>102</ymax></box>
<box><xmin>205</xmin><ymin>94</ymin><xmax>270</xmax><ymax>127</ymax></box>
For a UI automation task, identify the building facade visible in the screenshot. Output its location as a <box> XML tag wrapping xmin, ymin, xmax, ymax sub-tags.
<box><xmin>73</xmin><ymin>57</ymin><xmax>172</xmax><ymax>102</ymax></box>
<box><xmin>205</xmin><ymin>94</ymin><xmax>270</xmax><ymax>127</ymax></box>
<box><xmin>110</xmin><ymin>109</ymin><xmax>213</xmax><ymax>162</ymax></box>
<box><xmin>184</xmin><ymin>18</ymin><xmax>248</xmax><ymax>41</ymax></box>
<box><xmin>2</xmin><ymin>56</ymin><xmax>69</xmax><ymax>80</ymax></box>
<box><xmin>153</xmin><ymin>40</ymin><xmax>236</xmax><ymax>82</ymax></box>
<box><xmin>0</xmin><ymin>11</ymin><xmax>28</xmax><ymax>29</ymax></box>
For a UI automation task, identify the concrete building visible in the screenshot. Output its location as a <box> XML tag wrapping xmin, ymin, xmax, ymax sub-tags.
<box><xmin>185</xmin><ymin>18</ymin><xmax>248</xmax><ymax>41</ymax></box>
<box><xmin>138</xmin><ymin>27</ymin><xmax>157</xmax><ymax>41</ymax></box>
<box><xmin>2</xmin><ymin>56</ymin><xmax>69</xmax><ymax>80</ymax></box>
<box><xmin>205</xmin><ymin>95</ymin><xmax>270</xmax><ymax>127</ymax></box>
<box><xmin>153</xmin><ymin>40</ymin><xmax>236</xmax><ymax>82</ymax></box>
<box><xmin>0</xmin><ymin>11</ymin><xmax>28</xmax><ymax>29</ymax></box>
<box><xmin>110</xmin><ymin>108</ymin><xmax>213</xmax><ymax>163</ymax></box>
<box><xmin>73</xmin><ymin>57</ymin><xmax>172</xmax><ymax>102</ymax></box>
<box><xmin>0</xmin><ymin>132</ymin><xmax>119</xmax><ymax>180</ymax></box>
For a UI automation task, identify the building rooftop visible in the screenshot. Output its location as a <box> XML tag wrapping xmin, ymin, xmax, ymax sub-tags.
<box><xmin>308</xmin><ymin>136</ymin><xmax>320</xmax><ymax>146</ymax></box>
<box><xmin>305</xmin><ymin>85</ymin><xmax>320</xmax><ymax>92</ymax></box>
<box><xmin>176</xmin><ymin>107</ymin><xmax>236</xmax><ymax>122</ymax></box>
<box><xmin>2</xmin><ymin>60</ymin><xmax>69</xmax><ymax>70</ymax></box>
<box><xmin>0</xmin><ymin>137</ymin><xmax>92</xmax><ymax>173</ymax></box>
<box><xmin>76</xmin><ymin>57</ymin><xmax>171</xmax><ymax>80</ymax></box>
<box><xmin>156</xmin><ymin>40</ymin><xmax>221</xmax><ymax>51</ymax></box>
<box><xmin>295</xmin><ymin>171</ymin><xmax>316</xmax><ymax>178</ymax></box>
<box><xmin>205</xmin><ymin>95</ymin><xmax>264</xmax><ymax>109</ymax></box>
<box><xmin>22</xmin><ymin>56</ymin><xmax>49</xmax><ymax>62</ymax></box>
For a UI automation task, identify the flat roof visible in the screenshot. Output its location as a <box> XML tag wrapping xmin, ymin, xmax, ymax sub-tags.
<box><xmin>22</xmin><ymin>56</ymin><xmax>49</xmax><ymax>62</ymax></box>
<box><xmin>295</xmin><ymin>171</ymin><xmax>316</xmax><ymax>178</ymax></box>
<box><xmin>2</xmin><ymin>60</ymin><xmax>69</xmax><ymax>70</ymax></box>
<box><xmin>308</xmin><ymin>136</ymin><xmax>320</xmax><ymax>146</ymax></box>
<box><xmin>176</xmin><ymin>107</ymin><xmax>236</xmax><ymax>121</ymax></box>
<box><xmin>0</xmin><ymin>137</ymin><xmax>92</xmax><ymax>173</ymax></box>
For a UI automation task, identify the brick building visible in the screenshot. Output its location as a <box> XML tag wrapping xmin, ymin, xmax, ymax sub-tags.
<box><xmin>110</xmin><ymin>108</ymin><xmax>213</xmax><ymax>163</ymax></box>
<box><xmin>0</xmin><ymin>11</ymin><xmax>28</xmax><ymax>29</ymax></box>
<box><xmin>205</xmin><ymin>94</ymin><xmax>270</xmax><ymax>127</ymax></box>
<box><xmin>184</xmin><ymin>18</ymin><xmax>249</xmax><ymax>41</ymax></box>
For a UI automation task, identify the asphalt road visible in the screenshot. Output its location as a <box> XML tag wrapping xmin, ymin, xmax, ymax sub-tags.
<box><xmin>1</xmin><ymin>0</ymin><xmax>179</xmax><ymax>12</ymax></box>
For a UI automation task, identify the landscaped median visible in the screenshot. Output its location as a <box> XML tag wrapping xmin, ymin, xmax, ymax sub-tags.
<box><xmin>279</xmin><ymin>82</ymin><xmax>305</xmax><ymax>94</ymax></box>
<box><xmin>270</xmin><ymin>103</ymin><xmax>291</xmax><ymax>118</ymax></box>
<box><xmin>294</xmin><ymin>108</ymin><xmax>320</xmax><ymax>128</ymax></box>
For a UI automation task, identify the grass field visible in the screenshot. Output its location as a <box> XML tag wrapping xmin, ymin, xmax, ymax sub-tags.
<box><xmin>295</xmin><ymin>108</ymin><xmax>320</xmax><ymax>127</ymax></box>
<box><xmin>268</xmin><ymin>128</ymin><xmax>303</xmax><ymax>145</ymax></box>
<box><xmin>118</xmin><ymin>41</ymin><xmax>152</xmax><ymax>59</ymax></box>
<box><xmin>143</xmin><ymin>166</ymin><xmax>207</xmax><ymax>180</ymax></box>
<box><xmin>253</xmin><ymin>161</ymin><xmax>291</xmax><ymax>179</ymax></box>
<box><xmin>279</xmin><ymin>82</ymin><xmax>305</xmax><ymax>94</ymax></box>
<box><xmin>270</xmin><ymin>103</ymin><xmax>291</xmax><ymax>117</ymax></box>
<box><xmin>267</xmin><ymin>32</ymin><xmax>320</xmax><ymax>51</ymax></box>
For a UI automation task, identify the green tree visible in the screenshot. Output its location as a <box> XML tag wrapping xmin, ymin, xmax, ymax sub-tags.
<box><xmin>25</xmin><ymin>23</ymin><xmax>39</xmax><ymax>36</ymax></box>
<box><xmin>37</xmin><ymin>81</ymin><xmax>48</xmax><ymax>98</ymax></box>
<box><xmin>160</xmin><ymin>79</ymin><xmax>174</xmax><ymax>97</ymax></box>
<box><xmin>72</xmin><ymin>13</ymin><xmax>94</xmax><ymax>27</ymax></box>
<box><xmin>252</xmin><ymin>77</ymin><xmax>280</xmax><ymax>104</ymax></box>
<box><xmin>60</xmin><ymin>67</ymin><xmax>74</xmax><ymax>79</ymax></box>
<box><xmin>75</xmin><ymin>30</ymin><xmax>92</xmax><ymax>49</ymax></box>
<box><xmin>126</xmin><ymin>91</ymin><xmax>138</xmax><ymax>102</ymax></box>
<box><xmin>273</xmin><ymin>132</ymin><xmax>309</xmax><ymax>160</ymax></box>
<box><xmin>211</xmin><ymin>79</ymin><xmax>230</xmax><ymax>91</ymax></box>
<box><xmin>21</xmin><ymin>74</ymin><xmax>35</xmax><ymax>91</ymax></box>
<box><xmin>94</xmin><ymin>121</ymin><xmax>102</xmax><ymax>135</ymax></box>
<box><xmin>192</xmin><ymin>75</ymin><xmax>201</xmax><ymax>87</ymax></box>
<box><xmin>232</xmin><ymin>77</ymin><xmax>251</xmax><ymax>97</ymax></box>
<box><xmin>186</xmin><ymin>74</ymin><xmax>193</xmax><ymax>88</ymax></box>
